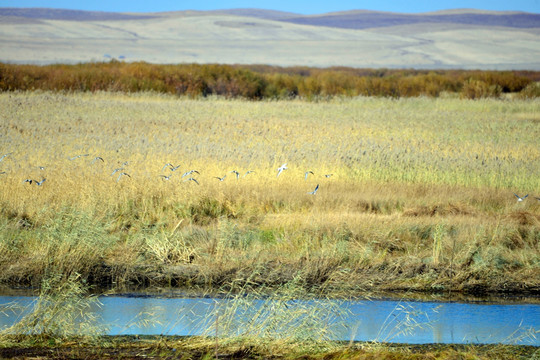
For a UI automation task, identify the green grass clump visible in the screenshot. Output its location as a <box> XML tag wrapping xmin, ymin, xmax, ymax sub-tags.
<box><xmin>0</xmin><ymin>273</ymin><xmax>104</xmax><ymax>343</ymax></box>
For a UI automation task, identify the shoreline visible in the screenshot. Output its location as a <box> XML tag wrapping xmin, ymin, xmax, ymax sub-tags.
<box><xmin>0</xmin><ymin>336</ymin><xmax>538</xmax><ymax>359</ymax></box>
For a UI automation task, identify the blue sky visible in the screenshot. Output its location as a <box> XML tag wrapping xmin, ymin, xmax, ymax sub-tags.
<box><xmin>1</xmin><ymin>0</ymin><xmax>539</xmax><ymax>14</ymax></box>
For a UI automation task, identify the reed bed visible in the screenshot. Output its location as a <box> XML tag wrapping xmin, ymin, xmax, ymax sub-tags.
<box><xmin>0</xmin><ymin>91</ymin><xmax>538</xmax><ymax>294</ymax></box>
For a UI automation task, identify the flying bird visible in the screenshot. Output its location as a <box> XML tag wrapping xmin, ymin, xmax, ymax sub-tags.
<box><xmin>277</xmin><ymin>163</ymin><xmax>288</xmax><ymax>177</ymax></box>
<box><xmin>91</xmin><ymin>156</ymin><xmax>104</xmax><ymax>164</ymax></box>
<box><xmin>111</xmin><ymin>167</ymin><xmax>124</xmax><ymax>176</ymax></box>
<box><xmin>69</xmin><ymin>154</ymin><xmax>89</xmax><ymax>160</ymax></box>
<box><xmin>182</xmin><ymin>170</ymin><xmax>200</xmax><ymax>178</ymax></box>
<box><xmin>162</xmin><ymin>163</ymin><xmax>174</xmax><ymax>171</ymax></box>
<box><xmin>514</xmin><ymin>193</ymin><xmax>528</xmax><ymax>202</ymax></box>
<box><xmin>171</xmin><ymin>164</ymin><xmax>182</xmax><ymax>171</ymax></box>
<box><xmin>23</xmin><ymin>179</ymin><xmax>34</xmax><ymax>184</ymax></box>
<box><xmin>231</xmin><ymin>170</ymin><xmax>240</xmax><ymax>180</ymax></box>
<box><xmin>304</xmin><ymin>171</ymin><xmax>314</xmax><ymax>180</ymax></box>
<box><xmin>307</xmin><ymin>184</ymin><xmax>319</xmax><ymax>195</ymax></box>
<box><xmin>35</xmin><ymin>178</ymin><xmax>46</xmax><ymax>186</ymax></box>
<box><xmin>184</xmin><ymin>177</ymin><xmax>199</xmax><ymax>185</ymax></box>
<box><xmin>324</xmin><ymin>174</ymin><xmax>333</xmax><ymax>178</ymax></box>
<box><xmin>243</xmin><ymin>170</ymin><xmax>255</xmax><ymax>177</ymax></box>
<box><xmin>214</xmin><ymin>175</ymin><xmax>227</xmax><ymax>181</ymax></box>
<box><xmin>117</xmin><ymin>172</ymin><xmax>131</xmax><ymax>182</ymax></box>
<box><xmin>159</xmin><ymin>174</ymin><xmax>172</xmax><ymax>181</ymax></box>
<box><xmin>0</xmin><ymin>153</ymin><xmax>12</xmax><ymax>162</ymax></box>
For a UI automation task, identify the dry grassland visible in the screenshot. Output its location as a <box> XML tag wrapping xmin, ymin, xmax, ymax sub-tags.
<box><xmin>0</xmin><ymin>91</ymin><xmax>539</xmax><ymax>295</ymax></box>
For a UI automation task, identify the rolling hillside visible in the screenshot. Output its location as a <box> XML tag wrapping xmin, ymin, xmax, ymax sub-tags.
<box><xmin>0</xmin><ymin>7</ymin><xmax>539</xmax><ymax>69</ymax></box>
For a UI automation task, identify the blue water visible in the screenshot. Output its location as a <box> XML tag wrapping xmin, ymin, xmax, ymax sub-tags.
<box><xmin>0</xmin><ymin>296</ymin><xmax>538</xmax><ymax>345</ymax></box>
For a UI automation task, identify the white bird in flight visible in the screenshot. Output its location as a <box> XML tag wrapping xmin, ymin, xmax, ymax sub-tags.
<box><xmin>514</xmin><ymin>193</ymin><xmax>528</xmax><ymax>202</ymax></box>
<box><xmin>111</xmin><ymin>167</ymin><xmax>124</xmax><ymax>176</ymax></box>
<box><xmin>91</xmin><ymin>156</ymin><xmax>104</xmax><ymax>164</ymax></box>
<box><xmin>0</xmin><ymin>153</ymin><xmax>11</xmax><ymax>162</ymax></box>
<box><xmin>69</xmin><ymin>154</ymin><xmax>89</xmax><ymax>160</ymax></box>
<box><xmin>231</xmin><ymin>170</ymin><xmax>240</xmax><ymax>180</ymax></box>
<box><xmin>162</xmin><ymin>163</ymin><xmax>174</xmax><ymax>171</ymax></box>
<box><xmin>243</xmin><ymin>170</ymin><xmax>255</xmax><ymax>177</ymax></box>
<box><xmin>117</xmin><ymin>172</ymin><xmax>131</xmax><ymax>182</ymax></box>
<box><xmin>307</xmin><ymin>184</ymin><xmax>319</xmax><ymax>195</ymax></box>
<box><xmin>182</xmin><ymin>170</ymin><xmax>200</xmax><ymax>178</ymax></box>
<box><xmin>277</xmin><ymin>163</ymin><xmax>288</xmax><ymax>177</ymax></box>
<box><xmin>184</xmin><ymin>177</ymin><xmax>199</xmax><ymax>185</ymax></box>
<box><xmin>23</xmin><ymin>178</ymin><xmax>46</xmax><ymax>186</ymax></box>
<box><xmin>304</xmin><ymin>171</ymin><xmax>314</xmax><ymax>180</ymax></box>
<box><xmin>214</xmin><ymin>175</ymin><xmax>227</xmax><ymax>181</ymax></box>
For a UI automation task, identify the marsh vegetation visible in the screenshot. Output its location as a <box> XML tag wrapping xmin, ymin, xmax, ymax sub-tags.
<box><xmin>0</xmin><ymin>91</ymin><xmax>538</xmax><ymax>297</ymax></box>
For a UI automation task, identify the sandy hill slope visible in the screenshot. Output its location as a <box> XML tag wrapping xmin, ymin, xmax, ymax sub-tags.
<box><xmin>0</xmin><ymin>8</ymin><xmax>539</xmax><ymax>69</ymax></box>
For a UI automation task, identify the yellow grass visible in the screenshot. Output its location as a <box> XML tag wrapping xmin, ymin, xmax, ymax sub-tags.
<box><xmin>0</xmin><ymin>91</ymin><xmax>538</xmax><ymax>293</ymax></box>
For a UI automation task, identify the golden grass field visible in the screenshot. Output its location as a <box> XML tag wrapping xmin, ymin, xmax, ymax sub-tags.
<box><xmin>0</xmin><ymin>91</ymin><xmax>539</xmax><ymax>295</ymax></box>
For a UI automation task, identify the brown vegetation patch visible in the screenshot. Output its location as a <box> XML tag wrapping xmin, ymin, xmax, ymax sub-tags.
<box><xmin>0</xmin><ymin>62</ymin><xmax>537</xmax><ymax>99</ymax></box>
<box><xmin>506</xmin><ymin>211</ymin><xmax>540</xmax><ymax>226</ymax></box>
<box><xmin>402</xmin><ymin>203</ymin><xmax>474</xmax><ymax>217</ymax></box>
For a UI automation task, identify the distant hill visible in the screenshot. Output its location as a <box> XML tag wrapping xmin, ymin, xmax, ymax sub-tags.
<box><xmin>1</xmin><ymin>7</ymin><xmax>539</xmax><ymax>69</ymax></box>
<box><xmin>0</xmin><ymin>7</ymin><xmax>156</xmax><ymax>21</ymax></box>
<box><xmin>278</xmin><ymin>10</ymin><xmax>540</xmax><ymax>29</ymax></box>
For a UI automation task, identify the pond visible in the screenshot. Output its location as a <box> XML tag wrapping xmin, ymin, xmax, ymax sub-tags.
<box><xmin>0</xmin><ymin>295</ymin><xmax>538</xmax><ymax>345</ymax></box>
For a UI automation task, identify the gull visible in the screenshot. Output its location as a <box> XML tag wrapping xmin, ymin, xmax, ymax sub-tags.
<box><xmin>514</xmin><ymin>193</ymin><xmax>528</xmax><ymax>202</ymax></box>
<box><xmin>277</xmin><ymin>163</ymin><xmax>287</xmax><ymax>177</ymax></box>
<box><xmin>38</xmin><ymin>166</ymin><xmax>45</xmax><ymax>170</ymax></box>
<box><xmin>35</xmin><ymin>178</ymin><xmax>46</xmax><ymax>186</ymax></box>
<box><xmin>184</xmin><ymin>177</ymin><xmax>199</xmax><ymax>185</ymax></box>
<box><xmin>182</xmin><ymin>170</ymin><xmax>200</xmax><ymax>178</ymax></box>
<box><xmin>307</xmin><ymin>184</ymin><xmax>319</xmax><ymax>195</ymax></box>
<box><xmin>69</xmin><ymin>154</ymin><xmax>89</xmax><ymax>160</ymax></box>
<box><xmin>91</xmin><ymin>156</ymin><xmax>104</xmax><ymax>164</ymax></box>
<box><xmin>159</xmin><ymin>174</ymin><xmax>172</xmax><ymax>181</ymax></box>
<box><xmin>304</xmin><ymin>171</ymin><xmax>314</xmax><ymax>180</ymax></box>
<box><xmin>117</xmin><ymin>172</ymin><xmax>131</xmax><ymax>182</ymax></box>
<box><xmin>214</xmin><ymin>175</ymin><xmax>227</xmax><ymax>181</ymax></box>
<box><xmin>23</xmin><ymin>178</ymin><xmax>45</xmax><ymax>186</ymax></box>
<box><xmin>0</xmin><ymin>153</ymin><xmax>12</xmax><ymax>162</ymax></box>
<box><xmin>231</xmin><ymin>170</ymin><xmax>240</xmax><ymax>180</ymax></box>
<box><xmin>243</xmin><ymin>170</ymin><xmax>255</xmax><ymax>177</ymax></box>
<box><xmin>171</xmin><ymin>164</ymin><xmax>182</xmax><ymax>171</ymax></box>
<box><xmin>111</xmin><ymin>167</ymin><xmax>124</xmax><ymax>176</ymax></box>
<box><xmin>162</xmin><ymin>163</ymin><xmax>174</xmax><ymax>171</ymax></box>
<box><xmin>324</xmin><ymin>174</ymin><xmax>333</xmax><ymax>178</ymax></box>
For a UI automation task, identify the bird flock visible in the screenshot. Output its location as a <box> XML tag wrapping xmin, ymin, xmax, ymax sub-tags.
<box><xmin>0</xmin><ymin>155</ymin><xmax>327</xmax><ymax>195</ymax></box>
<box><xmin>1</xmin><ymin>153</ymin><xmax>539</xmax><ymax>201</ymax></box>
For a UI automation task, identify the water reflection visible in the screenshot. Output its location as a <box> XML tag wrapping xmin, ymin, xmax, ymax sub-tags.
<box><xmin>0</xmin><ymin>296</ymin><xmax>538</xmax><ymax>345</ymax></box>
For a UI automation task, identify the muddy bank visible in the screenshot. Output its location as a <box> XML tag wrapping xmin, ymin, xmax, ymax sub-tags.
<box><xmin>0</xmin><ymin>336</ymin><xmax>537</xmax><ymax>360</ymax></box>
<box><xmin>1</xmin><ymin>260</ymin><xmax>539</xmax><ymax>299</ymax></box>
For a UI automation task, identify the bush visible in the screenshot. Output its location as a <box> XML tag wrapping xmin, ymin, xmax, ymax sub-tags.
<box><xmin>516</xmin><ymin>82</ymin><xmax>540</xmax><ymax>99</ymax></box>
<box><xmin>460</xmin><ymin>79</ymin><xmax>502</xmax><ymax>99</ymax></box>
